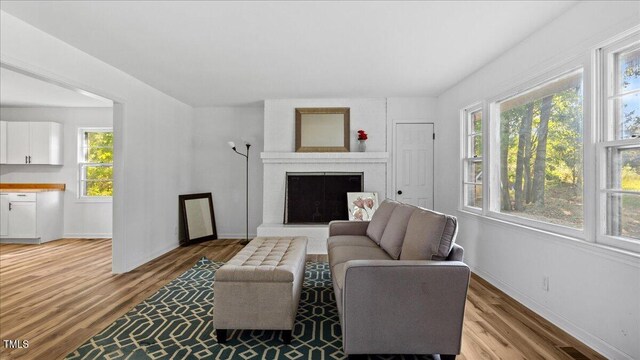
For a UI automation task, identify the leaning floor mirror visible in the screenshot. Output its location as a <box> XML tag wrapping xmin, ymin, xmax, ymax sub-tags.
<box><xmin>179</xmin><ymin>193</ymin><xmax>218</xmax><ymax>245</ymax></box>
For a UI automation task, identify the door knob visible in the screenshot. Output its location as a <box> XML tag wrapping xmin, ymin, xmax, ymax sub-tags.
<box><xmin>397</xmin><ymin>190</ymin><xmax>403</xmax><ymax>195</ymax></box>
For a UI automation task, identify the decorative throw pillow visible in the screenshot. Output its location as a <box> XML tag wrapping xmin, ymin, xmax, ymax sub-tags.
<box><xmin>379</xmin><ymin>204</ymin><xmax>415</xmax><ymax>259</ymax></box>
<box><xmin>365</xmin><ymin>199</ymin><xmax>399</xmax><ymax>245</ymax></box>
<box><xmin>400</xmin><ymin>208</ymin><xmax>458</xmax><ymax>261</ymax></box>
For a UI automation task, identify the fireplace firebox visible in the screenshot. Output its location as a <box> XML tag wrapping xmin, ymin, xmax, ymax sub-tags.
<box><xmin>285</xmin><ymin>172</ymin><xmax>363</xmax><ymax>224</ymax></box>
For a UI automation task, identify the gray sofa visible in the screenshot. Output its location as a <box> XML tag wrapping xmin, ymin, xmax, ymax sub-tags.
<box><xmin>327</xmin><ymin>199</ymin><xmax>470</xmax><ymax>359</ymax></box>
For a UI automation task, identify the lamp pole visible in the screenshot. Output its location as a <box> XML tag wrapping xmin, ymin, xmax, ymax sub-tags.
<box><xmin>228</xmin><ymin>141</ymin><xmax>251</xmax><ymax>245</ymax></box>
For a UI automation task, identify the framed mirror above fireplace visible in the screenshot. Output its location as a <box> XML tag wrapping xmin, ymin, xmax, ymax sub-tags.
<box><xmin>285</xmin><ymin>172</ymin><xmax>363</xmax><ymax>224</ymax></box>
<box><xmin>295</xmin><ymin>107</ymin><xmax>350</xmax><ymax>152</ymax></box>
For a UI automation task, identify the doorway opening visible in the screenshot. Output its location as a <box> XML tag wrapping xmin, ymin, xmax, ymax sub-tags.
<box><xmin>0</xmin><ymin>63</ymin><xmax>118</xmax><ymax>270</ymax></box>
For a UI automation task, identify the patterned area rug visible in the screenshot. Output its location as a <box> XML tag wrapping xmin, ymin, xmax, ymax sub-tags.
<box><xmin>67</xmin><ymin>258</ymin><xmax>432</xmax><ymax>359</ymax></box>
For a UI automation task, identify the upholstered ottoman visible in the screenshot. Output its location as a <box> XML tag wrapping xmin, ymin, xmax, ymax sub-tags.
<box><xmin>213</xmin><ymin>236</ymin><xmax>307</xmax><ymax>344</ymax></box>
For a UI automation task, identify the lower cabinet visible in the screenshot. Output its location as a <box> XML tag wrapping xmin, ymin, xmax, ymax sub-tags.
<box><xmin>0</xmin><ymin>192</ymin><xmax>63</xmax><ymax>243</ymax></box>
<box><xmin>0</xmin><ymin>194</ymin><xmax>8</xmax><ymax>236</ymax></box>
<box><xmin>8</xmin><ymin>200</ymin><xmax>37</xmax><ymax>238</ymax></box>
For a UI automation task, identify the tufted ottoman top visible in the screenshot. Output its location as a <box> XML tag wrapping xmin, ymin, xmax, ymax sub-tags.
<box><xmin>216</xmin><ymin>237</ymin><xmax>308</xmax><ymax>283</ymax></box>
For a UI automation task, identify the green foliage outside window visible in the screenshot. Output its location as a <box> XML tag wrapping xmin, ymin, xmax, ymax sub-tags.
<box><xmin>614</xmin><ymin>48</ymin><xmax>640</xmax><ymax>239</ymax></box>
<box><xmin>82</xmin><ymin>130</ymin><xmax>113</xmax><ymax>197</ymax></box>
<box><xmin>499</xmin><ymin>71</ymin><xmax>585</xmax><ymax>229</ymax></box>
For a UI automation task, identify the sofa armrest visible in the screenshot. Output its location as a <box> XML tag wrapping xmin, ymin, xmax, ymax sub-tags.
<box><xmin>341</xmin><ymin>260</ymin><xmax>470</xmax><ymax>355</ymax></box>
<box><xmin>328</xmin><ymin>220</ymin><xmax>370</xmax><ymax>236</ymax></box>
<box><xmin>447</xmin><ymin>243</ymin><xmax>464</xmax><ymax>261</ymax></box>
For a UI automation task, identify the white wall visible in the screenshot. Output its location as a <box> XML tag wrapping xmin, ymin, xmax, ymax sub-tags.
<box><xmin>192</xmin><ymin>99</ymin><xmax>438</xmax><ymax>239</ymax></box>
<box><xmin>387</xmin><ymin>97</ymin><xmax>437</xmax><ymax>122</ymax></box>
<box><xmin>191</xmin><ymin>98</ymin><xmax>436</xmax><ymax>238</ymax></box>
<box><xmin>0</xmin><ymin>107</ymin><xmax>113</xmax><ymax>237</ymax></box>
<box><xmin>192</xmin><ymin>106</ymin><xmax>264</xmax><ymax>238</ymax></box>
<box><xmin>435</xmin><ymin>2</ymin><xmax>640</xmax><ymax>359</ymax></box>
<box><xmin>1</xmin><ymin>11</ymin><xmax>195</xmax><ymax>273</ymax></box>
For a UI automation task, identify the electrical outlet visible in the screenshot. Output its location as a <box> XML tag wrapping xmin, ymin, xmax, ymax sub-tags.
<box><xmin>542</xmin><ymin>276</ymin><xmax>550</xmax><ymax>292</ymax></box>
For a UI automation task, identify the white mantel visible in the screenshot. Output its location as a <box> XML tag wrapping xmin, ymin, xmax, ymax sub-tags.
<box><xmin>260</xmin><ymin>152</ymin><xmax>389</xmax><ymax>163</ymax></box>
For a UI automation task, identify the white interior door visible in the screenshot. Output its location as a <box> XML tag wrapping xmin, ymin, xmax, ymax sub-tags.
<box><xmin>7</xmin><ymin>122</ymin><xmax>30</xmax><ymax>164</ymax></box>
<box><xmin>395</xmin><ymin>123</ymin><xmax>434</xmax><ymax>209</ymax></box>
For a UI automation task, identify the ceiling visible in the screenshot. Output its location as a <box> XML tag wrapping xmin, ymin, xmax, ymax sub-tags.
<box><xmin>0</xmin><ymin>1</ymin><xmax>577</xmax><ymax>107</ymax></box>
<box><xmin>0</xmin><ymin>67</ymin><xmax>113</xmax><ymax>108</ymax></box>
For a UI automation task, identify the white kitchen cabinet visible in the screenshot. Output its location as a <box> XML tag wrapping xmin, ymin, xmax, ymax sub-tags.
<box><xmin>7</xmin><ymin>201</ymin><xmax>36</xmax><ymax>238</ymax></box>
<box><xmin>6</xmin><ymin>121</ymin><xmax>63</xmax><ymax>165</ymax></box>
<box><xmin>7</xmin><ymin>122</ymin><xmax>29</xmax><ymax>164</ymax></box>
<box><xmin>0</xmin><ymin>194</ymin><xmax>8</xmax><ymax>236</ymax></box>
<box><xmin>0</xmin><ymin>121</ymin><xmax>7</xmax><ymax>164</ymax></box>
<box><xmin>0</xmin><ymin>191</ymin><xmax>63</xmax><ymax>243</ymax></box>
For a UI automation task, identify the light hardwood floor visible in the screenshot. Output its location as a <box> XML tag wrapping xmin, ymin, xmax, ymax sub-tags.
<box><xmin>0</xmin><ymin>238</ymin><xmax>605</xmax><ymax>360</ymax></box>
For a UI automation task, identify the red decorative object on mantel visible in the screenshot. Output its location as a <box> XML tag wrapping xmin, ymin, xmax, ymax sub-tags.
<box><xmin>357</xmin><ymin>130</ymin><xmax>368</xmax><ymax>152</ymax></box>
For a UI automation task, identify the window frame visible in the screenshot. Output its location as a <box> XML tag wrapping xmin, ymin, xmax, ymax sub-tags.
<box><xmin>77</xmin><ymin>127</ymin><xmax>113</xmax><ymax>201</ymax></box>
<box><xmin>485</xmin><ymin>58</ymin><xmax>590</xmax><ymax>241</ymax></box>
<box><xmin>595</xmin><ymin>30</ymin><xmax>640</xmax><ymax>253</ymax></box>
<box><xmin>460</xmin><ymin>103</ymin><xmax>484</xmax><ymax>213</ymax></box>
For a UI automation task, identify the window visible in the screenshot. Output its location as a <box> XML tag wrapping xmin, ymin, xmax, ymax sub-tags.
<box><xmin>462</xmin><ymin>105</ymin><xmax>483</xmax><ymax>209</ymax></box>
<box><xmin>493</xmin><ymin>69</ymin><xmax>584</xmax><ymax>229</ymax></box>
<box><xmin>599</xmin><ymin>32</ymin><xmax>640</xmax><ymax>249</ymax></box>
<box><xmin>78</xmin><ymin>128</ymin><xmax>113</xmax><ymax>198</ymax></box>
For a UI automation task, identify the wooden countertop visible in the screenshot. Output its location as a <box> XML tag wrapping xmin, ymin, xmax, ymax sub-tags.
<box><xmin>0</xmin><ymin>183</ymin><xmax>66</xmax><ymax>192</ymax></box>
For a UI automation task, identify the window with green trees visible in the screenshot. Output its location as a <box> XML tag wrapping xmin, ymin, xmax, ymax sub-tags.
<box><xmin>462</xmin><ymin>106</ymin><xmax>483</xmax><ymax>209</ymax></box>
<box><xmin>601</xmin><ymin>35</ymin><xmax>640</xmax><ymax>244</ymax></box>
<box><xmin>79</xmin><ymin>128</ymin><xmax>113</xmax><ymax>197</ymax></box>
<box><xmin>495</xmin><ymin>69</ymin><xmax>584</xmax><ymax>229</ymax></box>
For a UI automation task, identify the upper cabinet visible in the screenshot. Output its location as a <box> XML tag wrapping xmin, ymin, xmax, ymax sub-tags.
<box><xmin>4</xmin><ymin>121</ymin><xmax>63</xmax><ymax>165</ymax></box>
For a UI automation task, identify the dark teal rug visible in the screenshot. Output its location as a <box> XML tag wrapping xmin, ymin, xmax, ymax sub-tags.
<box><xmin>66</xmin><ymin>258</ymin><xmax>432</xmax><ymax>359</ymax></box>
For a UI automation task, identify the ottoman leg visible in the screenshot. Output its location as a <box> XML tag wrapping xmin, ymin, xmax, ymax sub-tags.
<box><xmin>282</xmin><ymin>330</ymin><xmax>292</xmax><ymax>344</ymax></box>
<box><xmin>217</xmin><ymin>329</ymin><xmax>227</xmax><ymax>343</ymax></box>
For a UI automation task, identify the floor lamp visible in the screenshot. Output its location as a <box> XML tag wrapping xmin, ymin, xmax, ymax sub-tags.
<box><xmin>228</xmin><ymin>141</ymin><xmax>251</xmax><ymax>245</ymax></box>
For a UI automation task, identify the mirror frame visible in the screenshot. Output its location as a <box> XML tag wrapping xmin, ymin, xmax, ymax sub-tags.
<box><xmin>295</xmin><ymin>107</ymin><xmax>350</xmax><ymax>152</ymax></box>
<box><xmin>179</xmin><ymin>192</ymin><xmax>218</xmax><ymax>245</ymax></box>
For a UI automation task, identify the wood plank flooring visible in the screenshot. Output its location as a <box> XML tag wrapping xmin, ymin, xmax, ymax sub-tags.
<box><xmin>0</xmin><ymin>238</ymin><xmax>605</xmax><ymax>360</ymax></box>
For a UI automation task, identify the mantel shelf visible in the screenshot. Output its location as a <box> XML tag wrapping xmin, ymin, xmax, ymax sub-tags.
<box><xmin>260</xmin><ymin>152</ymin><xmax>389</xmax><ymax>164</ymax></box>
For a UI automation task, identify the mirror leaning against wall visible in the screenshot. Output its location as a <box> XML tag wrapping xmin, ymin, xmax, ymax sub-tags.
<box><xmin>179</xmin><ymin>193</ymin><xmax>218</xmax><ymax>245</ymax></box>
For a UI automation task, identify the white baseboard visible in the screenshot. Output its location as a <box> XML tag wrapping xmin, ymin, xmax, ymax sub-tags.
<box><xmin>0</xmin><ymin>238</ymin><xmax>39</xmax><ymax>244</ymax></box>
<box><xmin>217</xmin><ymin>233</ymin><xmax>257</xmax><ymax>239</ymax></box>
<box><xmin>64</xmin><ymin>233</ymin><xmax>112</xmax><ymax>239</ymax></box>
<box><xmin>470</xmin><ymin>265</ymin><xmax>633</xmax><ymax>360</ymax></box>
<box><xmin>124</xmin><ymin>242</ymin><xmax>180</xmax><ymax>273</ymax></box>
<box><xmin>149</xmin><ymin>242</ymin><xmax>180</xmax><ymax>260</ymax></box>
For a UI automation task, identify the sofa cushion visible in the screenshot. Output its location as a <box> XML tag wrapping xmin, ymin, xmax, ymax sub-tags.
<box><xmin>379</xmin><ymin>204</ymin><xmax>415</xmax><ymax>259</ymax></box>
<box><xmin>400</xmin><ymin>208</ymin><xmax>458</xmax><ymax>261</ymax></box>
<box><xmin>333</xmin><ymin>262</ymin><xmax>346</xmax><ymax>290</ymax></box>
<box><xmin>327</xmin><ymin>235</ymin><xmax>378</xmax><ymax>251</ymax></box>
<box><xmin>328</xmin><ymin>245</ymin><xmax>392</xmax><ymax>269</ymax></box>
<box><xmin>366</xmin><ymin>199</ymin><xmax>399</xmax><ymax>245</ymax></box>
